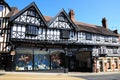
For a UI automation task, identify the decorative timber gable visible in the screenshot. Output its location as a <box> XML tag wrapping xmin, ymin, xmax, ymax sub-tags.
<box><xmin>10</xmin><ymin>2</ymin><xmax>47</xmax><ymax>27</ymax></box>
<box><xmin>48</xmin><ymin>9</ymin><xmax>78</xmax><ymax>31</ymax></box>
<box><xmin>9</xmin><ymin>2</ymin><xmax>48</xmax><ymax>42</ymax></box>
<box><xmin>47</xmin><ymin>9</ymin><xmax>78</xmax><ymax>41</ymax></box>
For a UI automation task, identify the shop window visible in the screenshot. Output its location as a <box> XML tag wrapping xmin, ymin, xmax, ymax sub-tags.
<box><xmin>15</xmin><ymin>49</ymin><xmax>50</xmax><ymax>71</ymax></box>
<box><xmin>34</xmin><ymin>50</ymin><xmax>50</xmax><ymax>70</ymax></box>
<box><xmin>86</xmin><ymin>33</ymin><xmax>92</xmax><ymax>40</ymax></box>
<box><xmin>15</xmin><ymin>51</ymin><xmax>33</xmax><ymax>71</ymax></box>
<box><xmin>50</xmin><ymin>51</ymin><xmax>65</xmax><ymax>69</ymax></box>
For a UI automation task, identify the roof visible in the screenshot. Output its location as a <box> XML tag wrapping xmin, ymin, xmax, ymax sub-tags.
<box><xmin>44</xmin><ymin>16</ymin><xmax>52</xmax><ymax>23</ymax></box>
<box><xmin>43</xmin><ymin>16</ymin><xmax>118</xmax><ymax>36</ymax></box>
<box><xmin>5</xmin><ymin>1</ymin><xmax>117</xmax><ymax>37</ymax></box>
<box><xmin>5</xmin><ymin>7</ymin><xmax>19</xmax><ymax>17</ymax></box>
<box><xmin>76</xmin><ymin>21</ymin><xmax>118</xmax><ymax>36</ymax></box>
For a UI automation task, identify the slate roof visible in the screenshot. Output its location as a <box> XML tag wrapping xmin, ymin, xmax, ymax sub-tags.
<box><xmin>75</xmin><ymin>21</ymin><xmax>118</xmax><ymax>36</ymax></box>
<box><xmin>43</xmin><ymin>16</ymin><xmax>118</xmax><ymax>36</ymax></box>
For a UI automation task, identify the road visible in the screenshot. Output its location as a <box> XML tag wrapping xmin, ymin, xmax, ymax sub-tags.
<box><xmin>71</xmin><ymin>73</ymin><xmax>120</xmax><ymax>80</ymax></box>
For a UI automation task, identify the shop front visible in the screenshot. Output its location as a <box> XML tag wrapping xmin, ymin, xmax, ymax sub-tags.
<box><xmin>14</xmin><ymin>48</ymin><xmax>66</xmax><ymax>72</ymax></box>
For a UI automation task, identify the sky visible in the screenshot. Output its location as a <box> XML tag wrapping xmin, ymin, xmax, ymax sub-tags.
<box><xmin>6</xmin><ymin>0</ymin><xmax>120</xmax><ymax>33</ymax></box>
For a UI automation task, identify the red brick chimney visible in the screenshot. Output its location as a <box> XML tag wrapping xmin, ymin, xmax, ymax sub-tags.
<box><xmin>69</xmin><ymin>9</ymin><xmax>75</xmax><ymax>22</ymax></box>
<box><xmin>102</xmin><ymin>17</ymin><xmax>108</xmax><ymax>29</ymax></box>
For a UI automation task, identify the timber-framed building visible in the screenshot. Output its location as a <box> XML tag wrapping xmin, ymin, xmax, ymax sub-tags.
<box><xmin>0</xmin><ymin>0</ymin><xmax>120</xmax><ymax>72</ymax></box>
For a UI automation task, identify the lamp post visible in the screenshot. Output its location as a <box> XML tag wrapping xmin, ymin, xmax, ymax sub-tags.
<box><xmin>64</xmin><ymin>47</ymin><xmax>68</xmax><ymax>73</ymax></box>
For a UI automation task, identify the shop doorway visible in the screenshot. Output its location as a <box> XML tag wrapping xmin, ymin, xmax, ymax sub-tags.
<box><xmin>0</xmin><ymin>53</ymin><xmax>11</xmax><ymax>71</ymax></box>
<box><xmin>76</xmin><ymin>51</ymin><xmax>92</xmax><ymax>72</ymax></box>
<box><xmin>68</xmin><ymin>55</ymin><xmax>77</xmax><ymax>72</ymax></box>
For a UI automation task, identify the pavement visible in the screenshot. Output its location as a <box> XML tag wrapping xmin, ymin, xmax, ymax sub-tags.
<box><xmin>0</xmin><ymin>71</ymin><xmax>120</xmax><ymax>80</ymax></box>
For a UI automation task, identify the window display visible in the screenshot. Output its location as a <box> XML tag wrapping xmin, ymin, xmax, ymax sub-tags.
<box><xmin>15</xmin><ymin>49</ymin><xmax>33</xmax><ymax>70</ymax></box>
<box><xmin>50</xmin><ymin>51</ymin><xmax>65</xmax><ymax>69</ymax></box>
<box><xmin>16</xmin><ymin>54</ymin><xmax>33</xmax><ymax>70</ymax></box>
<box><xmin>15</xmin><ymin>48</ymin><xmax>65</xmax><ymax>71</ymax></box>
<box><xmin>34</xmin><ymin>50</ymin><xmax>50</xmax><ymax>70</ymax></box>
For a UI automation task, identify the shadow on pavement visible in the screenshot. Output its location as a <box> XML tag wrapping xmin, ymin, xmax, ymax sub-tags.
<box><xmin>0</xmin><ymin>73</ymin><xmax>5</xmax><ymax>76</ymax></box>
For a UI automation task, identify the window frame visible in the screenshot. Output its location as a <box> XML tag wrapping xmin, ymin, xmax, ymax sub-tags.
<box><xmin>60</xmin><ymin>29</ymin><xmax>70</xmax><ymax>39</ymax></box>
<box><xmin>86</xmin><ymin>33</ymin><xmax>92</xmax><ymax>40</ymax></box>
<box><xmin>96</xmin><ymin>34</ymin><xmax>100</xmax><ymax>41</ymax></box>
<box><xmin>112</xmin><ymin>37</ymin><xmax>117</xmax><ymax>43</ymax></box>
<box><xmin>26</xmin><ymin>25</ymin><xmax>38</xmax><ymax>36</ymax></box>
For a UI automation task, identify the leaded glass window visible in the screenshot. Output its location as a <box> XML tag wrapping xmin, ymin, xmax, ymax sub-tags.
<box><xmin>26</xmin><ymin>25</ymin><xmax>38</xmax><ymax>36</ymax></box>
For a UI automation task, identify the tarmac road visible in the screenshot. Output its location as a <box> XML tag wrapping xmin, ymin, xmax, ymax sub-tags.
<box><xmin>75</xmin><ymin>73</ymin><xmax>120</xmax><ymax>80</ymax></box>
<box><xmin>69</xmin><ymin>72</ymin><xmax>120</xmax><ymax>80</ymax></box>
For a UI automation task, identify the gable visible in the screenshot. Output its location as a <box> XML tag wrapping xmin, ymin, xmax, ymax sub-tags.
<box><xmin>10</xmin><ymin>2</ymin><xmax>47</xmax><ymax>27</ymax></box>
<box><xmin>49</xmin><ymin>9</ymin><xmax>77</xmax><ymax>30</ymax></box>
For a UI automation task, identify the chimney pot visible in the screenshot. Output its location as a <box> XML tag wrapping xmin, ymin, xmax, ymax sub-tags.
<box><xmin>113</xmin><ymin>30</ymin><xmax>118</xmax><ymax>34</ymax></box>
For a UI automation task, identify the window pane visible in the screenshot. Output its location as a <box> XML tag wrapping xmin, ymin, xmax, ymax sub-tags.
<box><xmin>86</xmin><ymin>33</ymin><xmax>92</xmax><ymax>40</ymax></box>
<box><xmin>15</xmin><ymin>49</ymin><xmax>33</xmax><ymax>71</ymax></box>
<box><xmin>50</xmin><ymin>51</ymin><xmax>65</xmax><ymax>69</ymax></box>
<box><xmin>26</xmin><ymin>25</ymin><xmax>38</xmax><ymax>36</ymax></box>
<box><xmin>34</xmin><ymin>50</ymin><xmax>50</xmax><ymax>70</ymax></box>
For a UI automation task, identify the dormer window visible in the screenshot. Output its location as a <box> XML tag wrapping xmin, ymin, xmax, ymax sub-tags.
<box><xmin>0</xmin><ymin>5</ymin><xmax>4</xmax><ymax>12</ymax></box>
<box><xmin>26</xmin><ymin>25</ymin><xmax>38</xmax><ymax>36</ymax></box>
